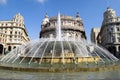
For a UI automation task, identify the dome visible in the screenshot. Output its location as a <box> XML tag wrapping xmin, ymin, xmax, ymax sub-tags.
<box><xmin>42</xmin><ymin>13</ymin><xmax>49</xmax><ymax>26</ymax></box>
<box><xmin>42</xmin><ymin>18</ymin><xmax>49</xmax><ymax>25</ymax></box>
<box><xmin>13</xmin><ymin>13</ymin><xmax>24</xmax><ymax>24</ymax></box>
<box><xmin>104</xmin><ymin>7</ymin><xmax>116</xmax><ymax>19</ymax></box>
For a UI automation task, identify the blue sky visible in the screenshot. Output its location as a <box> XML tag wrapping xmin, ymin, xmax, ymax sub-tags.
<box><xmin>0</xmin><ymin>0</ymin><xmax>120</xmax><ymax>41</ymax></box>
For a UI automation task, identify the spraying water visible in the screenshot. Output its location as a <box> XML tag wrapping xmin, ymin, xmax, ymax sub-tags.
<box><xmin>56</xmin><ymin>12</ymin><xmax>62</xmax><ymax>41</ymax></box>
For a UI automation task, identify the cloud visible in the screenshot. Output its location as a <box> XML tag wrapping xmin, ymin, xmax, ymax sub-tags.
<box><xmin>0</xmin><ymin>0</ymin><xmax>7</xmax><ymax>5</ymax></box>
<box><xmin>37</xmin><ymin>0</ymin><xmax>46</xmax><ymax>4</ymax></box>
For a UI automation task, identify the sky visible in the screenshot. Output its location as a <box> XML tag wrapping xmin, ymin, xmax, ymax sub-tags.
<box><xmin>0</xmin><ymin>0</ymin><xmax>120</xmax><ymax>41</ymax></box>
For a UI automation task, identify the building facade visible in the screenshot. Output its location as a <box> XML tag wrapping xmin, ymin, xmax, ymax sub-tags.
<box><xmin>40</xmin><ymin>13</ymin><xmax>87</xmax><ymax>39</ymax></box>
<box><xmin>0</xmin><ymin>13</ymin><xmax>30</xmax><ymax>55</ymax></box>
<box><xmin>91</xmin><ymin>28</ymin><xmax>100</xmax><ymax>44</ymax></box>
<box><xmin>98</xmin><ymin>7</ymin><xmax>120</xmax><ymax>57</ymax></box>
<box><xmin>0</xmin><ymin>31</ymin><xmax>7</xmax><ymax>55</ymax></box>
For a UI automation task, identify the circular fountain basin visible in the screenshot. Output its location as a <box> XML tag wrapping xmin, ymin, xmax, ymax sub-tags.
<box><xmin>0</xmin><ymin>62</ymin><xmax>120</xmax><ymax>72</ymax></box>
<box><xmin>0</xmin><ymin>38</ymin><xmax>119</xmax><ymax>72</ymax></box>
<box><xmin>0</xmin><ymin>58</ymin><xmax>119</xmax><ymax>72</ymax></box>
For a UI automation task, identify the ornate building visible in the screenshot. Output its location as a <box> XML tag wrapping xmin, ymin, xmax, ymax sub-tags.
<box><xmin>91</xmin><ymin>27</ymin><xmax>100</xmax><ymax>44</ymax></box>
<box><xmin>0</xmin><ymin>31</ymin><xmax>7</xmax><ymax>55</ymax></box>
<box><xmin>40</xmin><ymin>13</ymin><xmax>87</xmax><ymax>39</ymax></box>
<box><xmin>98</xmin><ymin>7</ymin><xmax>120</xmax><ymax>57</ymax></box>
<box><xmin>0</xmin><ymin>13</ymin><xmax>30</xmax><ymax>55</ymax></box>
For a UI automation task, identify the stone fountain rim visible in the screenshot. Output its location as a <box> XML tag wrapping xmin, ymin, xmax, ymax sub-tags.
<box><xmin>0</xmin><ymin>62</ymin><xmax>119</xmax><ymax>73</ymax></box>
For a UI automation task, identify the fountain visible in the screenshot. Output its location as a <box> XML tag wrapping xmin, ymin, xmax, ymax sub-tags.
<box><xmin>57</xmin><ymin>12</ymin><xmax>62</xmax><ymax>41</ymax></box>
<box><xmin>0</xmin><ymin>13</ymin><xmax>119</xmax><ymax>72</ymax></box>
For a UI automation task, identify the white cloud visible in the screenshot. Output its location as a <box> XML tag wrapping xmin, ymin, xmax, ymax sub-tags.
<box><xmin>0</xmin><ymin>0</ymin><xmax>7</xmax><ymax>5</ymax></box>
<box><xmin>37</xmin><ymin>0</ymin><xmax>46</xmax><ymax>4</ymax></box>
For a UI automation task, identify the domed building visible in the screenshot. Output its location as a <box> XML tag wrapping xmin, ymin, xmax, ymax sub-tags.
<box><xmin>40</xmin><ymin>12</ymin><xmax>87</xmax><ymax>39</ymax></box>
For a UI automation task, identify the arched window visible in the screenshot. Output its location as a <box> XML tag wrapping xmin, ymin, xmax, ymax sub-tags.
<box><xmin>8</xmin><ymin>46</ymin><xmax>11</xmax><ymax>51</ymax></box>
<box><xmin>0</xmin><ymin>44</ymin><xmax>3</xmax><ymax>54</ymax></box>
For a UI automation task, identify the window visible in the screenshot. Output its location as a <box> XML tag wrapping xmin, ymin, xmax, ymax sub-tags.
<box><xmin>19</xmin><ymin>32</ymin><xmax>20</xmax><ymax>34</ymax></box>
<box><xmin>10</xmin><ymin>36</ymin><xmax>12</xmax><ymax>38</ymax></box>
<box><xmin>16</xmin><ymin>23</ymin><xmax>18</xmax><ymax>26</ymax></box>
<box><xmin>117</xmin><ymin>27</ymin><xmax>120</xmax><ymax>31</ymax></box>
<box><xmin>13</xmin><ymin>46</ymin><xmax>16</xmax><ymax>49</ymax></box>
<box><xmin>112</xmin><ymin>37</ymin><xmax>115</xmax><ymax>42</ymax></box>
<box><xmin>118</xmin><ymin>38</ymin><xmax>120</xmax><ymax>42</ymax></box>
<box><xmin>15</xmin><ymin>35</ymin><xmax>17</xmax><ymax>38</ymax></box>
<box><xmin>10</xmin><ymin>28</ymin><xmax>13</xmax><ymax>30</ymax></box>
<box><xmin>10</xmin><ymin>31</ymin><xmax>12</xmax><ymax>34</ymax></box>
<box><xmin>0</xmin><ymin>44</ymin><xmax>3</xmax><ymax>54</ymax></box>
<box><xmin>15</xmin><ymin>31</ymin><xmax>17</xmax><ymax>34</ymax></box>
<box><xmin>8</xmin><ymin>46</ymin><xmax>11</xmax><ymax>51</ymax></box>
<box><xmin>111</xmin><ymin>28</ymin><xmax>113</xmax><ymax>31</ymax></box>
